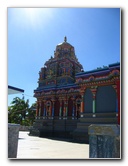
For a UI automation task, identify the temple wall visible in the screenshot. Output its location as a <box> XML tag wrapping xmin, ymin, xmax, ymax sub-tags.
<box><xmin>83</xmin><ymin>85</ymin><xmax>117</xmax><ymax>114</ymax></box>
<box><xmin>96</xmin><ymin>85</ymin><xmax>116</xmax><ymax>113</ymax></box>
<box><xmin>84</xmin><ymin>88</ymin><xmax>93</xmax><ymax>113</ymax></box>
<box><xmin>36</xmin><ymin>84</ymin><xmax>118</xmax><ymax>119</ymax></box>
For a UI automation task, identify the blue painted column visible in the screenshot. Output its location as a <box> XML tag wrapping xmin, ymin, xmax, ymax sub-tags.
<box><xmin>39</xmin><ymin>101</ymin><xmax>41</xmax><ymax>117</ymax></box>
<box><xmin>59</xmin><ymin>107</ymin><xmax>62</xmax><ymax>118</ymax></box>
<box><xmin>72</xmin><ymin>106</ymin><xmax>75</xmax><ymax>117</ymax></box>
<box><xmin>43</xmin><ymin>105</ymin><xmax>46</xmax><ymax>116</ymax></box>
<box><xmin>66</xmin><ymin>98</ymin><xmax>69</xmax><ymax>117</ymax></box>
<box><xmin>66</xmin><ymin>106</ymin><xmax>68</xmax><ymax>117</ymax></box>
<box><xmin>52</xmin><ymin>101</ymin><xmax>55</xmax><ymax>117</ymax></box>
<box><xmin>43</xmin><ymin>100</ymin><xmax>46</xmax><ymax>117</ymax></box>
<box><xmin>72</xmin><ymin>100</ymin><xmax>75</xmax><ymax>117</ymax></box>
<box><xmin>59</xmin><ymin>100</ymin><xmax>62</xmax><ymax>118</ymax></box>
<box><xmin>116</xmin><ymin>99</ymin><xmax>118</xmax><ymax>113</ymax></box>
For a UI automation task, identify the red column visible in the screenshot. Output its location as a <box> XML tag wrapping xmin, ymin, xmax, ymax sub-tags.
<box><xmin>63</xmin><ymin>102</ymin><xmax>66</xmax><ymax>117</ymax></box>
<box><xmin>39</xmin><ymin>101</ymin><xmax>41</xmax><ymax>117</ymax></box>
<box><xmin>63</xmin><ymin>97</ymin><xmax>68</xmax><ymax>117</ymax></box>
<box><xmin>40</xmin><ymin>101</ymin><xmax>43</xmax><ymax>116</ymax></box>
<box><xmin>81</xmin><ymin>93</ymin><xmax>84</xmax><ymax>113</ymax></box>
<box><xmin>36</xmin><ymin>101</ymin><xmax>39</xmax><ymax>117</ymax></box>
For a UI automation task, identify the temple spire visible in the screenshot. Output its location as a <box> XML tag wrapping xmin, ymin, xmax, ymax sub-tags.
<box><xmin>64</xmin><ymin>36</ymin><xmax>67</xmax><ymax>42</ymax></box>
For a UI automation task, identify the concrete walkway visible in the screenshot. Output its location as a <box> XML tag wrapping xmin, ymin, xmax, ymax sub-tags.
<box><xmin>17</xmin><ymin>131</ymin><xmax>89</xmax><ymax>159</ymax></box>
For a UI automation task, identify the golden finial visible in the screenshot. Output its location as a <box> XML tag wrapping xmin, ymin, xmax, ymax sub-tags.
<box><xmin>64</xmin><ymin>36</ymin><xmax>67</xmax><ymax>42</ymax></box>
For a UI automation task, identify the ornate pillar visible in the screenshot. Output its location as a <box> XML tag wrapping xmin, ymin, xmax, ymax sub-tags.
<box><xmin>63</xmin><ymin>98</ymin><xmax>68</xmax><ymax>118</ymax></box>
<box><xmin>80</xmin><ymin>92</ymin><xmax>84</xmax><ymax>113</ymax></box>
<box><xmin>43</xmin><ymin>100</ymin><xmax>46</xmax><ymax>117</ymax></box>
<box><xmin>72</xmin><ymin>101</ymin><xmax>75</xmax><ymax>117</ymax></box>
<box><xmin>113</xmin><ymin>82</ymin><xmax>120</xmax><ymax>124</ymax></box>
<box><xmin>36</xmin><ymin>101</ymin><xmax>39</xmax><ymax>117</ymax></box>
<box><xmin>80</xmin><ymin>86</ymin><xmax>86</xmax><ymax>113</ymax></box>
<box><xmin>66</xmin><ymin>102</ymin><xmax>68</xmax><ymax>117</ymax></box>
<box><xmin>113</xmin><ymin>84</ymin><xmax>118</xmax><ymax>113</ymax></box>
<box><xmin>90</xmin><ymin>87</ymin><xmax>97</xmax><ymax>114</ymax></box>
<box><xmin>38</xmin><ymin>100</ymin><xmax>41</xmax><ymax>118</ymax></box>
<box><xmin>63</xmin><ymin>101</ymin><xmax>66</xmax><ymax>117</ymax></box>
<box><xmin>51</xmin><ymin>99</ymin><xmax>55</xmax><ymax>117</ymax></box>
<box><xmin>75</xmin><ymin>103</ymin><xmax>77</xmax><ymax>117</ymax></box>
<box><xmin>72</xmin><ymin>97</ymin><xmax>76</xmax><ymax>118</ymax></box>
<box><xmin>49</xmin><ymin>103</ymin><xmax>52</xmax><ymax>117</ymax></box>
<box><xmin>116</xmin><ymin>80</ymin><xmax>120</xmax><ymax>125</ymax></box>
<box><xmin>59</xmin><ymin>98</ymin><xmax>62</xmax><ymax>118</ymax></box>
<box><xmin>40</xmin><ymin>100</ymin><xmax>43</xmax><ymax>116</ymax></box>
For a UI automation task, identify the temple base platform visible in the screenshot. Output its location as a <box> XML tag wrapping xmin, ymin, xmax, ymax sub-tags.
<box><xmin>29</xmin><ymin>117</ymin><xmax>79</xmax><ymax>140</ymax></box>
<box><xmin>29</xmin><ymin>113</ymin><xmax>118</xmax><ymax>143</ymax></box>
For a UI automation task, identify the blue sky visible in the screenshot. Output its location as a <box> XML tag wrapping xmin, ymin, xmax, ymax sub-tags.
<box><xmin>8</xmin><ymin>8</ymin><xmax>120</xmax><ymax>106</ymax></box>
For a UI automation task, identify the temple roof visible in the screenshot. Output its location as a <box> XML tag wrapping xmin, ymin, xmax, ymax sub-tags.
<box><xmin>75</xmin><ymin>62</ymin><xmax>120</xmax><ymax>78</ymax></box>
<box><xmin>57</xmin><ymin>36</ymin><xmax>74</xmax><ymax>48</ymax></box>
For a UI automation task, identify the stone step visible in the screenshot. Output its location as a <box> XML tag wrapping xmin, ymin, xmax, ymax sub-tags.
<box><xmin>80</xmin><ymin>117</ymin><xmax>118</xmax><ymax>123</ymax></box>
<box><xmin>81</xmin><ymin>112</ymin><xmax>118</xmax><ymax>118</ymax></box>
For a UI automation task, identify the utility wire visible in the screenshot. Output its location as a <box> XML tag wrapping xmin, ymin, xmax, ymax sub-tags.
<box><xmin>22</xmin><ymin>93</ymin><xmax>34</xmax><ymax>98</ymax></box>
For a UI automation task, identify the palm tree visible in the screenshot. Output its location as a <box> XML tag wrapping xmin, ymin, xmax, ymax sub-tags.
<box><xmin>27</xmin><ymin>102</ymin><xmax>36</xmax><ymax>126</ymax></box>
<box><xmin>8</xmin><ymin>97</ymin><xmax>29</xmax><ymax>125</ymax></box>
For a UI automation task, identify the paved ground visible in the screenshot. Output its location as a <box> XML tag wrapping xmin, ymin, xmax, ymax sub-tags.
<box><xmin>17</xmin><ymin>131</ymin><xmax>89</xmax><ymax>159</ymax></box>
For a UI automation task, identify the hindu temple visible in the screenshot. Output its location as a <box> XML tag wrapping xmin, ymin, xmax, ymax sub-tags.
<box><xmin>30</xmin><ymin>37</ymin><xmax>120</xmax><ymax>143</ymax></box>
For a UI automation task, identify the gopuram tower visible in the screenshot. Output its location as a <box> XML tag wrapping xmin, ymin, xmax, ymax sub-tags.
<box><xmin>38</xmin><ymin>36</ymin><xmax>83</xmax><ymax>88</ymax></box>
<box><xmin>34</xmin><ymin>37</ymin><xmax>83</xmax><ymax>118</ymax></box>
